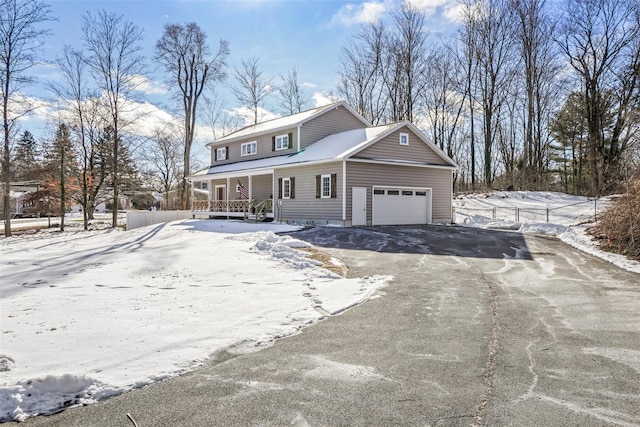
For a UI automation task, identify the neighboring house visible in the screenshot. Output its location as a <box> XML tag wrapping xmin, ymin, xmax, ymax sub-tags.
<box><xmin>188</xmin><ymin>101</ymin><xmax>457</xmax><ymax>226</ymax></box>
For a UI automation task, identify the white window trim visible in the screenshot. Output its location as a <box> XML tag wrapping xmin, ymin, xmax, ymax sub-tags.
<box><xmin>216</xmin><ymin>147</ymin><xmax>227</xmax><ymax>161</ymax></box>
<box><xmin>399</xmin><ymin>132</ymin><xmax>409</xmax><ymax>146</ymax></box>
<box><xmin>321</xmin><ymin>174</ymin><xmax>331</xmax><ymax>199</ymax></box>
<box><xmin>282</xmin><ymin>177</ymin><xmax>291</xmax><ymax>199</ymax></box>
<box><xmin>241</xmin><ymin>141</ymin><xmax>257</xmax><ymax>156</ymax></box>
<box><xmin>275</xmin><ymin>134</ymin><xmax>289</xmax><ymax>151</ymax></box>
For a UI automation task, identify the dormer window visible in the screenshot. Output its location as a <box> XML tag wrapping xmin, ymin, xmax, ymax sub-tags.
<box><xmin>399</xmin><ymin>133</ymin><xmax>409</xmax><ymax>146</ymax></box>
<box><xmin>216</xmin><ymin>147</ymin><xmax>227</xmax><ymax>161</ymax></box>
<box><xmin>241</xmin><ymin>141</ymin><xmax>257</xmax><ymax>156</ymax></box>
<box><xmin>275</xmin><ymin>134</ymin><xmax>289</xmax><ymax>150</ymax></box>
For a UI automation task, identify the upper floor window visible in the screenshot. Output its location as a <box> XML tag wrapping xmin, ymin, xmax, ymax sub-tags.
<box><xmin>241</xmin><ymin>141</ymin><xmax>257</xmax><ymax>156</ymax></box>
<box><xmin>216</xmin><ymin>147</ymin><xmax>227</xmax><ymax>161</ymax></box>
<box><xmin>275</xmin><ymin>134</ymin><xmax>289</xmax><ymax>150</ymax></box>
<box><xmin>399</xmin><ymin>133</ymin><xmax>409</xmax><ymax>146</ymax></box>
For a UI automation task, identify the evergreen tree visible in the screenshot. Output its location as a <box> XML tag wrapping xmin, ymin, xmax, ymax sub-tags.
<box><xmin>551</xmin><ymin>92</ymin><xmax>589</xmax><ymax>195</ymax></box>
<box><xmin>43</xmin><ymin>123</ymin><xmax>79</xmax><ymax>231</ymax></box>
<box><xmin>81</xmin><ymin>125</ymin><xmax>111</xmax><ymax>221</ymax></box>
<box><xmin>99</xmin><ymin>128</ymin><xmax>140</xmax><ymax>212</ymax></box>
<box><xmin>11</xmin><ymin>130</ymin><xmax>42</xmax><ymax>181</ymax></box>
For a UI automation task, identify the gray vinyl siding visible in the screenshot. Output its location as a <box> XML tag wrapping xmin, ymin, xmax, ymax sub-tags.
<box><xmin>247</xmin><ymin>174</ymin><xmax>273</xmax><ymax>201</ymax></box>
<box><xmin>357</xmin><ymin>127</ymin><xmax>448</xmax><ymax>165</ymax></box>
<box><xmin>346</xmin><ymin>161</ymin><xmax>453</xmax><ymax>223</ymax></box>
<box><xmin>300</xmin><ymin>105</ymin><xmax>366</xmax><ymax>149</ymax></box>
<box><xmin>275</xmin><ymin>162</ymin><xmax>343</xmax><ymax>223</ymax></box>
<box><xmin>210</xmin><ymin>128</ymin><xmax>298</xmax><ymax>165</ymax></box>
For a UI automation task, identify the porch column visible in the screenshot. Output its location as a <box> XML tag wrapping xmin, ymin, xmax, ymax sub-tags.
<box><xmin>249</xmin><ymin>175</ymin><xmax>253</xmax><ymax>200</ymax></box>
<box><xmin>190</xmin><ymin>180</ymin><xmax>194</xmax><ymax>211</ymax></box>
<box><xmin>207</xmin><ymin>180</ymin><xmax>212</xmax><ymax>211</ymax></box>
<box><xmin>226</xmin><ymin>177</ymin><xmax>230</xmax><ymax>219</ymax></box>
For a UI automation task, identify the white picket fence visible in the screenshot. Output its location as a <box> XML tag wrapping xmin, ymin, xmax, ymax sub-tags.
<box><xmin>126</xmin><ymin>210</ymin><xmax>193</xmax><ymax>231</ymax></box>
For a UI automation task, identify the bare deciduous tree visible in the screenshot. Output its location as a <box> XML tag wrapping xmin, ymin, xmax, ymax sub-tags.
<box><xmin>82</xmin><ymin>10</ymin><xmax>144</xmax><ymax>227</ymax></box>
<box><xmin>512</xmin><ymin>0</ymin><xmax>561</xmax><ymax>190</ymax></box>
<box><xmin>233</xmin><ymin>57</ymin><xmax>272</xmax><ymax>125</ymax></box>
<box><xmin>155</xmin><ymin>22</ymin><xmax>229</xmax><ymax>209</ymax></box>
<box><xmin>50</xmin><ymin>45</ymin><xmax>94</xmax><ymax>229</ymax></box>
<box><xmin>143</xmin><ymin>124</ymin><xmax>182</xmax><ymax>208</ymax></box>
<box><xmin>422</xmin><ymin>43</ymin><xmax>466</xmax><ymax>159</ymax></box>
<box><xmin>558</xmin><ymin>0</ymin><xmax>640</xmax><ymax>195</ymax></box>
<box><xmin>203</xmin><ymin>94</ymin><xmax>242</xmax><ymax>140</ymax></box>
<box><xmin>277</xmin><ymin>67</ymin><xmax>310</xmax><ymax>115</ymax></box>
<box><xmin>0</xmin><ymin>0</ymin><xmax>53</xmax><ymax>236</ymax></box>
<box><xmin>384</xmin><ymin>3</ymin><xmax>430</xmax><ymax>123</ymax></box>
<box><xmin>337</xmin><ymin>23</ymin><xmax>386</xmax><ymax>124</ymax></box>
<box><xmin>464</xmin><ymin>0</ymin><xmax>517</xmax><ymax>187</ymax></box>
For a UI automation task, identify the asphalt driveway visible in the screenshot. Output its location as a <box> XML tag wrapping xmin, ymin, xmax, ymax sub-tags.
<box><xmin>18</xmin><ymin>225</ymin><xmax>640</xmax><ymax>426</ymax></box>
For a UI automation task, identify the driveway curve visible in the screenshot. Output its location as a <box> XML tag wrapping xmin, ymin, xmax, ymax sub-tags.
<box><xmin>18</xmin><ymin>225</ymin><xmax>640</xmax><ymax>426</ymax></box>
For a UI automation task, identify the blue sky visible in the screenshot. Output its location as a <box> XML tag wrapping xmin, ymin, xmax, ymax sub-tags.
<box><xmin>19</xmin><ymin>0</ymin><xmax>461</xmax><ymax>157</ymax></box>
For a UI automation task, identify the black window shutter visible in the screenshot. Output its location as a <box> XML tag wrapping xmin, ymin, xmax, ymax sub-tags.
<box><xmin>225</xmin><ymin>146</ymin><xmax>229</xmax><ymax>159</ymax></box>
<box><xmin>277</xmin><ymin>178</ymin><xmax>282</xmax><ymax>199</ymax></box>
<box><xmin>272</xmin><ymin>136</ymin><xmax>276</xmax><ymax>151</ymax></box>
<box><xmin>290</xmin><ymin>177</ymin><xmax>295</xmax><ymax>199</ymax></box>
<box><xmin>331</xmin><ymin>174</ymin><xmax>337</xmax><ymax>198</ymax></box>
<box><xmin>288</xmin><ymin>132</ymin><xmax>293</xmax><ymax>149</ymax></box>
<box><xmin>315</xmin><ymin>175</ymin><xmax>320</xmax><ymax>198</ymax></box>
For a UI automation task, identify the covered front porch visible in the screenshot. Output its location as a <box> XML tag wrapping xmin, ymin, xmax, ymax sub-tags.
<box><xmin>189</xmin><ymin>171</ymin><xmax>276</xmax><ymax>221</ymax></box>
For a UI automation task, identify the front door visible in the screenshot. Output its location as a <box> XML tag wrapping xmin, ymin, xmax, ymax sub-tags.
<box><xmin>215</xmin><ymin>185</ymin><xmax>226</xmax><ymax>201</ymax></box>
<box><xmin>352</xmin><ymin>187</ymin><xmax>367</xmax><ymax>226</ymax></box>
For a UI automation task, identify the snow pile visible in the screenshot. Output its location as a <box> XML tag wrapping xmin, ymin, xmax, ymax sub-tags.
<box><xmin>0</xmin><ymin>220</ymin><xmax>391</xmax><ymax>422</ymax></box>
<box><xmin>454</xmin><ymin>191</ymin><xmax>640</xmax><ymax>274</ymax></box>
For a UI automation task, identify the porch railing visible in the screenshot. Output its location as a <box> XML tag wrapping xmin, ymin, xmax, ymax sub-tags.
<box><xmin>192</xmin><ymin>198</ymin><xmax>274</xmax><ymax>222</ymax></box>
<box><xmin>250</xmin><ymin>198</ymin><xmax>273</xmax><ymax>222</ymax></box>
<box><xmin>192</xmin><ymin>199</ymin><xmax>253</xmax><ymax>213</ymax></box>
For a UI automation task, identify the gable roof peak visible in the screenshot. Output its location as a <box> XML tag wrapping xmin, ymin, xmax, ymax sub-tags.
<box><xmin>208</xmin><ymin>101</ymin><xmax>370</xmax><ymax>146</ymax></box>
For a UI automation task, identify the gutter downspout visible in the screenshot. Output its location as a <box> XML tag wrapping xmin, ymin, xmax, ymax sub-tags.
<box><xmin>190</xmin><ymin>180</ymin><xmax>195</xmax><ymax>217</ymax></box>
<box><xmin>342</xmin><ymin>161</ymin><xmax>346</xmax><ymax>223</ymax></box>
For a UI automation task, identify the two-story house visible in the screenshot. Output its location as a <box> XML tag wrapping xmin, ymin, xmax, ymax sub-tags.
<box><xmin>189</xmin><ymin>101</ymin><xmax>457</xmax><ymax>226</ymax></box>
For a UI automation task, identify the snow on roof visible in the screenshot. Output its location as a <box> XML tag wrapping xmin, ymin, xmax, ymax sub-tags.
<box><xmin>208</xmin><ymin>101</ymin><xmax>368</xmax><ymax>146</ymax></box>
<box><xmin>200</xmin><ymin>124</ymin><xmax>397</xmax><ymax>177</ymax></box>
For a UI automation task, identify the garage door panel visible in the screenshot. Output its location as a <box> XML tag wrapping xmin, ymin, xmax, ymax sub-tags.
<box><xmin>373</xmin><ymin>187</ymin><xmax>431</xmax><ymax>225</ymax></box>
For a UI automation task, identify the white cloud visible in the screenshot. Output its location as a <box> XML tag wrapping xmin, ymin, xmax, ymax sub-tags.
<box><xmin>227</xmin><ymin>106</ymin><xmax>280</xmax><ymax>127</ymax></box>
<box><xmin>330</xmin><ymin>1</ymin><xmax>390</xmax><ymax>26</ymax></box>
<box><xmin>405</xmin><ymin>0</ymin><xmax>449</xmax><ymax>15</ymax></box>
<box><xmin>312</xmin><ymin>91</ymin><xmax>340</xmax><ymax>107</ymax></box>
<box><xmin>11</xmin><ymin>94</ymin><xmax>56</xmax><ymax>124</ymax></box>
<box><xmin>442</xmin><ymin>3</ymin><xmax>466</xmax><ymax>22</ymax></box>
<box><xmin>129</xmin><ymin>75</ymin><xmax>169</xmax><ymax>95</ymax></box>
<box><xmin>301</xmin><ymin>82</ymin><xmax>318</xmax><ymax>89</ymax></box>
<box><xmin>405</xmin><ymin>0</ymin><xmax>461</xmax><ymax>21</ymax></box>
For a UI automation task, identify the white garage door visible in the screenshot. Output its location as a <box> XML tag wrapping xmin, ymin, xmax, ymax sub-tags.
<box><xmin>372</xmin><ymin>187</ymin><xmax>432</xmax><ymax>225</ymax></box>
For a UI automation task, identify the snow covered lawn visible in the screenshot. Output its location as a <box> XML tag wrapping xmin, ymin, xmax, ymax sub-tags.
<box><xmin>2</xmin><ymin>191</ymin><xmax>638</xmax><ymax>423</ymax></box>
<box><xmin>0</xmin><ymin>220</ymin><xmax>390</xmax><ymax>422</ymax></box>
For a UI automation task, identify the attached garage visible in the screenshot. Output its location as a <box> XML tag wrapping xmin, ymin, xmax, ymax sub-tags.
<box><xmin>372</xmin><ymin>186</ymin><xmax>432</xmax><ymax>225</ymax></box>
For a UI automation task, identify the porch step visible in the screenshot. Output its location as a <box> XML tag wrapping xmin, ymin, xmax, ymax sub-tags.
<box><xmin>246</xmin><ymin>214</ymin><xmax>273</xmax><ymax>223</ymax></box>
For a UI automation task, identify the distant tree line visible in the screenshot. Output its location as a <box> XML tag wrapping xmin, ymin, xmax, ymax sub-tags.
<box><xmin>337</xmin><ymin>0</ymin><xmax>640</xmax><ymax>196</ymax></box>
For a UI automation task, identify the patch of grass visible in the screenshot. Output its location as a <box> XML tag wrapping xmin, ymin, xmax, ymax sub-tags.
<box><xmin>298</xmin><ymin>246</ymin><xmax>349</xmax><ymax>276</ymax></box>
